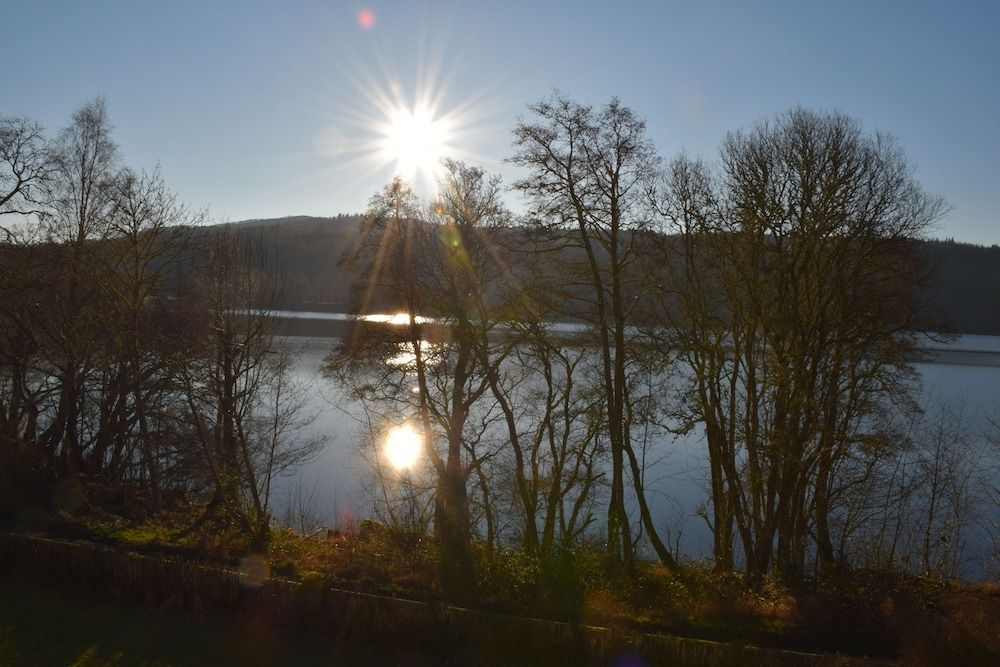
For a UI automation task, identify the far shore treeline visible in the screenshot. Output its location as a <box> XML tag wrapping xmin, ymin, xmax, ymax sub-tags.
<box><xmin>2</xmin><ymin>95</ymin><xmax>998</xmax><ymax>608</ymax></box>
<box><xmin>196</xmin><ymin>214</ymin><xmax>1000</xmax><ymax>337</ymax></box>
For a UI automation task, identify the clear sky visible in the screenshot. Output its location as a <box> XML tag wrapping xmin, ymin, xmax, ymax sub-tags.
<box><xmin>5</xmin><ymin>1</ymin><xmax>999</xmax><ymax>243</ymax></box>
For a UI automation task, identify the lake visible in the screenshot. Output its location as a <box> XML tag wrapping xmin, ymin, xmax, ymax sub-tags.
<box><xmin>271</xmin><ymin>324</ymin><xmax>1000</xmax><ymax>577</ymax></box>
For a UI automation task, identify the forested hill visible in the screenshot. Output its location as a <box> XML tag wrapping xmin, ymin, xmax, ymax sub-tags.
<box><xmin>921</xmin><ymin>238</ymin><xmax>1000</xmax><ymax>335</ymax></box>
<box><xmin>220</xmin><ymin>214</ymin><xmax>366</xmax><ymax>309</ymax></box>
<box><xmin>217</xmin><ymin>215</ymin><xmax>1000</xmax><ymax>336</ymax></box>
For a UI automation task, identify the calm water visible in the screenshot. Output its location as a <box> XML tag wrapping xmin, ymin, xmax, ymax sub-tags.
<box><xmin>272</xmin><ymin>330</ymin><xmax>1000</xmax><ymax>574</ymax></box>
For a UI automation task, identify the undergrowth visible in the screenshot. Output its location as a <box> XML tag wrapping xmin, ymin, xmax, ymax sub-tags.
<box><xmin>6</xmin><ymin>493</ymin><xmax>999</xmax><ymax>664</ymax></box>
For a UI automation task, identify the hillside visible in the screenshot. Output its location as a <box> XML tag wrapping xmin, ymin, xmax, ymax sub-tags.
<box><xmin>921</xmin><ymin>239</ymin><xmax>1000</xmax><ymax>335</ymax></box>
<box><xmin>209</xmin><ymin>216</ymin><xmax>1000</xmax><ymax>335</ymax></box>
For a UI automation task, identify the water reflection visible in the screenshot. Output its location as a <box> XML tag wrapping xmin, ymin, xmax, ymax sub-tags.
<box><xmin>274</xmin><ymin>334</ymin><xmax>1000</xmax><ymax>577</ymax></box>
<box><xmin>386</xmin><ymin>340</ymin><xmax>437</xmax><ymax>368</ymax></box>
<box><xmin>384</xmin><ymin>424</ymin><xmax>423</xmax><ymax>470</ymax></box>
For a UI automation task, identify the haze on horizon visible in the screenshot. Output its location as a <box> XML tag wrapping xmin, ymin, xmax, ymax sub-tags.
<box><xmin>6</xmin><ymin>0</ymin><xmax>998</xmax><ymax>244</ymax></box>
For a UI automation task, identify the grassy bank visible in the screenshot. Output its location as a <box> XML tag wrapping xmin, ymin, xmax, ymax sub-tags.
<box><xmin>4</xmin><ymin>500</ymin><xmax>1000</xmax><ymax>665</ymax></box>
<box><xmin>1</xmin><ymin>532</ymin><xmax>887</xmax><ymax>666</ymax></box>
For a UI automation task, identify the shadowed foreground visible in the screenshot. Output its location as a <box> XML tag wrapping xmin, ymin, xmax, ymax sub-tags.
<box><xmin>0</xmin><ymin>580</ymin><xmax>453</xmax><ymax>667</ymax></box>
<box><xmin>0</xmin><ymin>533</ymin><xmax>904</xmax><ymax>666</ymax></box>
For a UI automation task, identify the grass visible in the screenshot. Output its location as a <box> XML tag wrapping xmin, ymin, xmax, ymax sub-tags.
<box><xmin>16</xmin><ymin>503</ymin><xmax>1000</xmax><ymax>665</ymax></box>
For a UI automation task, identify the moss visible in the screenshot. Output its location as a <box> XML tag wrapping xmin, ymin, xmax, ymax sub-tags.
<box><xmin>109</xmin><ymin>524</ymin><xmax>176</xmax><ymax>547</ymax></box>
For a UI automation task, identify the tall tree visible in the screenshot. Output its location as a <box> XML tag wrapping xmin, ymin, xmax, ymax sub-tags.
<box><xmin>0</xmin><ymin>115</ymin><xmax>51</xmax><ymax>505</ymax></box>
<box><xmin>332</xmin><ymin>169</ymin><xmax>500</xmax><ymax>595</ymax></box>
<box><xmin>36</xmin><ymin>98</ymin><xmax>120</xmax><ymax>472</ymax></box>
<box><xmin>511</xmin><ymin>95</ymin><xmax>678</xmax><ymax>574</ymax></box>
<box><xmin>178</xmin><ymin>229</ymin><xmax>320</xmax><ymax>549</ymax></box>
<box><xmin>655</xmin><ymin>108</ymin><xmax>946</xmax><ymax>580</ymax></box>
<box><xmin>91</xmin><ymin>167</ymin><xmax>198</xmax><ymax>504</ymax></box>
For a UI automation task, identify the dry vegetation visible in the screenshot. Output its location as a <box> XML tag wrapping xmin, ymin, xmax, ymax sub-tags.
<box><xmin>15</xmin><ymin>497</ymin><xmax>996</xmax><ymax>664</ymax></box>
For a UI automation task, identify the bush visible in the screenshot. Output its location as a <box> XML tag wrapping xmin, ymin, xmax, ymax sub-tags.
<box><xmin>475</xmin><ymin>545</ymin><xmax>607</xmax><ymax>619</ymax></box>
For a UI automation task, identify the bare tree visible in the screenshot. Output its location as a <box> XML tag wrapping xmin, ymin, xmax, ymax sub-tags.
<box><xmin>482</xmin><ymin>320</ymin><xmax>606</xmax><ymax>557</ymax></box>
<box><xmin>330</xmin><ymin>169</ymin><xmax>503</xmax><ymax>595</ymax></box>
<box><xmin>911</xmin><ymin>402</ymin><xmax>987</xmax><ymax>576</ymax></box>
<box><xmin>655</xmin><ymin>108</ymin><xmax>946</xmax><ymax>581</ymax></box>
<box><xmin>85</xmin><ymin>167</ymin><xmax>200</xmax><ymax>505</ymax></box>
<box><xmin>33</xmin><ymin>98</ymin><xmax>120</xmax><ymax>473</ymax></box>
<box><xmin>0</xmin><ymin>116</ymin><xmax>50</xmax><ymax>240</ymax></box>
<box><xmin>178</xmin><ymin>229</ymin><xmax>321</xmax><ymax>549</ymax></box>
<box><xmin>511</xmin><ymin>94</ymin><xmax>678</xmax><ymax>575</ymax></box>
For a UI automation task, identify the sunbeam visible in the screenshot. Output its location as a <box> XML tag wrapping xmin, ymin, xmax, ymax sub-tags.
<box><xmin>309</xmin><ymin>29</ymin><xmax>504</xmax><ymax>199</ymax></box>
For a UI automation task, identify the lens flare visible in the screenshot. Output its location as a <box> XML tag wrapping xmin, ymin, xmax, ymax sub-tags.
<box><xmin>385</xmin><ymin>424</ymin><xmax>422</xmax><ymax>470</ymax></box>
<box><xmin>356</xmin><ymin>8</ymin><xmax>376</xmax><ymax>30</ymax></box>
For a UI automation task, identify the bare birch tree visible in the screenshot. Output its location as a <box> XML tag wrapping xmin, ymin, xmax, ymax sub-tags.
<box><xmin>511</xmin><ymin>94</ymin><xmax>678</xmax><ymax>575</ymax></box>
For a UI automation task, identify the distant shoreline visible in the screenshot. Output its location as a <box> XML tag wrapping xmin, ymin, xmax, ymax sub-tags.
<box><xmin>267</xmin><ymin>311</ymin><xmax>1000</xmax><ymax>367</ymax></box>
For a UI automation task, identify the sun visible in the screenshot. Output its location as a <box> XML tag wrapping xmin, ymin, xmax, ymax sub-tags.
<box><xmin>384</xmin><ymin>424</ymin><xmax>422</xmax><ymax>470</ymax></box>
<box><xmin>379</xmin><ymin>103</ymin><xmax>450</xmax><ymax>184</ymax></box>
<box><xmin>311</xmin><ymin>43</ymin><xmax>503</xmax><ymax>199</ymax></box>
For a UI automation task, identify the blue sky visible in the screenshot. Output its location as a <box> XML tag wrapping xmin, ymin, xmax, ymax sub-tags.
<box><xmin>5</xmin><ymin>1</ymin><xmax>999</xmax><ymax>243</ymax></box>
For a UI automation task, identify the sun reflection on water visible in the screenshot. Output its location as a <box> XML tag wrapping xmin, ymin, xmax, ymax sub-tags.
<box><xmin>386</xmin><ymin>340</ymin><xmax>435</xmax><ymax>368</ymax></box>
<box><xmin>362</xmin><ymin>312</ymin><xmax>433</xmax><ymax>326</ymax></box>
<box><xmin>385</xmin><ymin>424</ymin><xmax>422</xmax><ymax>470</ymax></box>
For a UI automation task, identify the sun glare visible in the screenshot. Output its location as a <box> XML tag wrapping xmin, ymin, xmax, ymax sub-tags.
<box><xmin>385</xmin><ymin>424</ymin><xmax>422</xmax><ymax>470</ymax></box>
<box><xmin>380</xmin><ymin>104</ymin><xmax>450</xmax><ymax>183</ymax></box>
<box><xmin>312</xmin><ymin>39</ymin><xmax>502</xmax><ymax>198</ymax></box>
<box><xmin>386</xmin><ymin>311</ymin><xmax>413</xmax><ymax>326</ymax></box>
<box><xmin>360</xmin><ymin>312</ymin><xmax>432</xmax><ymax>325</ymax></box>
